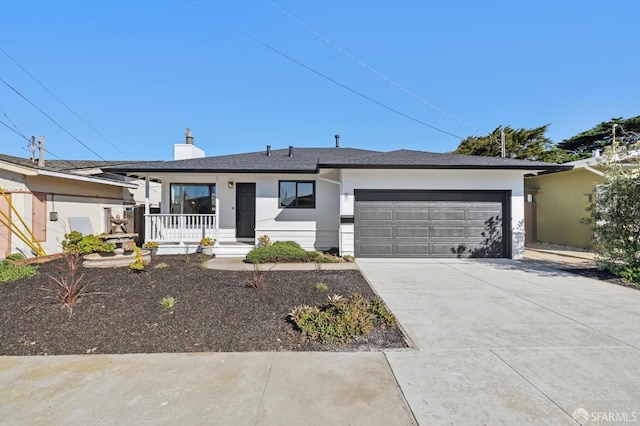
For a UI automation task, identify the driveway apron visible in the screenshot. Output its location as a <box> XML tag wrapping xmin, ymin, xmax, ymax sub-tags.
<box><xmin>358</xmin><ymin>258</ymin><xmax>640</xmax><ymax>425</ymax></box>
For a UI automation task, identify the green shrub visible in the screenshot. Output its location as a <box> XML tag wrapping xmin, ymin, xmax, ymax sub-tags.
<box><xmin>245</xmin><ymin>241</ymin><xmax>340</xmax><ymax>264</ymax></box>
<box><xmin>5</xmin><ymin>253</ymin><xmax>25</xmax><ymax>261</ymax></box>
<box><xmin>128</xmin><ymin>246</ymin><xmax>149</xmax><ymax>273</ymax></box>
<box><xmin>288</xmin><ymin>293</ymin><xmax>397</xmax><ymax>344</ymax></box>
<box><xmin>315</xmin><ymin>282</ymin><xmax>329</xmax><ymax>292</ymax></box>
<box><xmin>160</xmin><ymin>296</ymin><xmax>175</xmax><ymax>309</ymax></box>
<box><xmin>245</xmin><ymin>241</ymin><xmax>313</xmax><ymax>263</ymax></box>
<box><xmin>142</xmin><ymin>241</ymin><xmax>159</xmax><ymax>249</ymax></box>
<box><xmin>62</xmin><ymin>231</ymin><xmax>116</xmax><ymax>255</ymax></box>
<box><xmin>589</xmin><ymin>142</ymin><xmax>640</xmax><ymax>282</ymax></box>
<box><xmin>0</xmin><ymin>260</ymin><xmax>38</xmax><ymax>283</ymax></box>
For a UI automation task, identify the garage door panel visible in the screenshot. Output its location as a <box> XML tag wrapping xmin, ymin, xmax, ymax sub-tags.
<box><xmin>359</xmin><ymin>243</ymin><xmax>393</xmax><ymax>256</ymax></box>
<box><xmin>359</xmin><ymin>227</ymin><xmax>393</xmax><ymax>238</ymax></box>
<box><xmin>468</xmin><ymin>210</ymin><xmax>501</xmax><ymax>220</ymax></box>
<box><xmin>396</xmin><ymin>244</ymin><xmax>432</xmax><ymax>255</ymax></box>
<box><xmin>431</xmin><ymin>227</ymin><xmax>466</xmax><ymax>238</ymax></box>
<box><xmin>354</xmin><ymin>190</ymin><xmax>508</xmax><ymax>258</ymax></box>
<box><xmin>359</xmin><ymin>210</ymin><xmax>393</xmax><ymax>220</ymax></box>
<box><xmin>396</xmin><ymin>227</ymin><xmax>429</xmax><ymax>238</ymax></box>
<box><xmin>430</xmin><ymin>210</ymin><xmax>466</xmax><ymax>220</ymax></box>
<box><xmin>396</xmin><ymin>210</ymin><xmax>430</xmax><ymax>221</ymax></box>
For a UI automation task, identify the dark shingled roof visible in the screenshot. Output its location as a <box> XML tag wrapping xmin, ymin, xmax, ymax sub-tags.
<box><xmin>44</xmin><ymin>159</ymin><xmax>152</xmax><ymax>172</ymax></box>
<box><xmin>0</xmin><ymin>154</ymin><xmax>140</xmax><ymax>185</ymax></box>
<box><xmin>318</xmin><ymin>149</ymin><xmax>572</xmax><ymax>170</ymax></box>
<box><xmin>105</xmin><ymin>147</ymin><xmax>572</xmax><ymax>173</ymax></box>
<box><xmin>106</xmin><ymin>148</ymin><xmax>380</xmax><ymax>173</ymax></box>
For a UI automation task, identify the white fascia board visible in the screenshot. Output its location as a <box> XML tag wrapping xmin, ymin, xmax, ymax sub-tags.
<box><xmin>0</xmin><ymin>161</ymin><xmax>38</xmax><ymax>176</ymax></box>
<box><xmin>37</xmin><ymin>169</ymin><xmax>138</xmax><ymax>188</ymax></box>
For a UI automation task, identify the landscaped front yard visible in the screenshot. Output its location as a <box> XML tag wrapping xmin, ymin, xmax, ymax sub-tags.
<box><xmin>0</xmin><ymin>255</ymin><xmax>407</xmax><ymax>356</ymax></box>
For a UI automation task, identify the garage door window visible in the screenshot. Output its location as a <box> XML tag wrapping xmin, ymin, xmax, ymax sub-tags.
<box><xmin>279</xmin><ymin>181</ymin><xmax>315</xmax><ymax>208</ymax></box>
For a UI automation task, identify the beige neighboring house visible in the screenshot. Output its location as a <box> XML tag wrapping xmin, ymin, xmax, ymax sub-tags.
<box><xmin>524</xmin><ymin>154</ymin><xmax>603</xmax><ymax>249</ymax></box>
<box><xmin>0</xmin><ymin>154</ymin><xmax>160</xmax><ymax>258</ymax></box>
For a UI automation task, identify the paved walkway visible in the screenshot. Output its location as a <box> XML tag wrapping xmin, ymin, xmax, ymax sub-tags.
<box><xmin>358</xmin><ymin>258</ymin><xmax>640</xmax><ymax>425</ymax></box>
<box><xmin>524</xmin><ymin>243</ymin><xmax>595</xmax><ymax>268</ymax></box>
<box><xmin>204</xmin><ymin>257</ymin><xmax>358</xmax><ymax>271</ymax></box>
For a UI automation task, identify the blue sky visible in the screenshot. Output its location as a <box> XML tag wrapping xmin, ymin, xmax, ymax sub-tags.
<box><xmin>1</xmin><ymin>1</ymin><xmax>637</xmax><ymax>161</ymax></box>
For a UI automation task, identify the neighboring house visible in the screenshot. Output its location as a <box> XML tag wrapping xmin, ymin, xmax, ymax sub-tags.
<box><xmin>524</xmin><ymin>152</ymin><xmax>615</xmax><ymax>249</ymax></box>
<box><xmin>44</xmin><ymin>159</ymin><xmax>162</xmax><ymax>208</ymax></box>
<box><xmin>107</xmin><ymin>140</ymin><xmax>569</xmax><ymax>259</ymax></box>
<box><xmin>0</xmin><ymin>154</ymin><xmax>156</xmax><ymax>258</ymax></box>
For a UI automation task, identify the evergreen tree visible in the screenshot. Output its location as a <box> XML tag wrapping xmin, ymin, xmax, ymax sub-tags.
<box><xmin>454</xmin><ymin>124</ymin><xmax>571</xmax><ymax>163</ymax></box>
<box><xmin>558</xmin><ymin>116</ymin><xmax>640</xmax><ymax>159</ymax></box>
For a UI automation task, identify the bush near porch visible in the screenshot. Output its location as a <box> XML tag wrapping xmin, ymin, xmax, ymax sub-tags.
<box><xmin>245</xmin><ymin>241</ymin><xmax>337</xmax><ymax>264</ymax></box>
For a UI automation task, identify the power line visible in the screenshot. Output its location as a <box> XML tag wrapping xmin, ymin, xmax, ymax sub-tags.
<box><xmin>183</xmin><ymin>0</ymin><xmax>464</xmax><ymax>140</ymax></box>
<box><xmin>0</xmin><ymin>118</ymin><xmax>29</xmax><ymax>142</ymax></box>
<box><xmin>266</xmin><ymin>0</ymin><xmax>485</xmax><ymax>136</ymax></box>
<box><xmin>0</xmin><ymin>76</ymin><xmax>107</xmax><ymax>161</ymax></box>
<box><xmin>0</xmin><ymin>47</ymin><xmax>128</xmax><ymax>157</ymax></box>
<box><xmin>0</xmin><ymin>106</ymin><xmax>28</xmax><ymax>141</ymax></box>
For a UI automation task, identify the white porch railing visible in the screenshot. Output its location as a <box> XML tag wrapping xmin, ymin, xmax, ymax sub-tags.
<box><xmin>145</xmin><ymin>214</ymin><xmax>218</xmax><ymax>244</ymax></box>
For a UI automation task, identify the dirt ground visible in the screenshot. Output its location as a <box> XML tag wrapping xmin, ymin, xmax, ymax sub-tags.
<box><xmin>0</xmin><ymin>255</ymin><xmax>407</xmax><ymax>356</ymax></box>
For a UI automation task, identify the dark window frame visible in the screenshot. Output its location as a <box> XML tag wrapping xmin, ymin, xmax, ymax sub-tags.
<box><xmin>279</xmin><ymin>180</ymin><xmax>316</xmax><ymax>209</ymax></box>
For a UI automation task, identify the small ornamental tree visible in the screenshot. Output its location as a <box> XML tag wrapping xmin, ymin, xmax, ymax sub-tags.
<box><xmin>589</xmin><ymin>142</ymin><xmax>640</xmax><ymax>282</ymax></box>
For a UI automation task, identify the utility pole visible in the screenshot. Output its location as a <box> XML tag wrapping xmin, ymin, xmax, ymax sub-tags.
<box><xmin>500</xmin><ymin>130</ymin><xmax>506</xmax><ymax>158</ymax></box>
<box><xmin>29</xmin><ymin>136</ymin><xmax>36</xmax><ymax>163</ymax></box>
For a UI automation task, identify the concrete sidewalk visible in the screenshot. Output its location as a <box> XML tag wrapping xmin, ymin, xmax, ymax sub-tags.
<box><xmin>0</xmin><ymin>352</ymin><xmax>415</xmax><ymax>425</ymax></box>
<box><xmin>358</xmin><ymin>258</ymin><xmax>640</xmax><ymax>425</ymax></box>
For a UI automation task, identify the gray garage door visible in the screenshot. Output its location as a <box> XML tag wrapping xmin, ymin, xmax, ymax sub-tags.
<box><xmin>354</xmin><ymin>190</ymin><xmax>510</xmax><ymax>258</ymax></box>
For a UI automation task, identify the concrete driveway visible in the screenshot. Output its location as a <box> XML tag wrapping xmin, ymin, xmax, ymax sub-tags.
<box><xmin>358</xmin><ymin>258</ymin><xmax>640</xmax><ymax>425</ymax></box>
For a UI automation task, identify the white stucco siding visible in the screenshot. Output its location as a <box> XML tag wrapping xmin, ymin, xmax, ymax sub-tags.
<box><xmin>155</xmin><ymin>173</ymin><xmax>340</xmax><ymax>249</ymax></box>
<box><xmin>340</xmin><ymin>169</ymin><xmax>526</xmax><ymax>259</ymax></box>
<box><xmin>255</xmin><ymin>174</ymin><xmax>339</xmax><ymax>250</ymax></box>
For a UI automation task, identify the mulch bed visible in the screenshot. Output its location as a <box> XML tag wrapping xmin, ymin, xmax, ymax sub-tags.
<box><xmin>0</xmin><ymin>255</ymin><xmax>407</xmax><ymax>356</ymax></box>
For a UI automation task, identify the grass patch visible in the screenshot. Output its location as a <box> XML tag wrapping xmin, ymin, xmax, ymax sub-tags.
<box><xmin>288</xmin><ymin>293</ymin><xmax>396</xmax><ymax>344</ymax></box>
<box><xmin>0</xmin><ymin>260</ymin><xmax>38</xmax><ymax>283</ymax></box>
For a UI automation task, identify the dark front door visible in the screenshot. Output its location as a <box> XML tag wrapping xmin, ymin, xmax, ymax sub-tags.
<box><xmin>236</xmin><ymin>183</ymin><xmax>256</xmax><ymax>239</ymax></box>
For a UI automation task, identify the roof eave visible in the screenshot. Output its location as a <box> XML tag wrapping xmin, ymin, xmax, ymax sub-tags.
<box><xmin>106</xmin><ymin>168</ymin><xmax>319</xmax><ymax>174</ymax></box>
<box><xmin>318</xmin><ymin>163</ymin><xmax>574</xmax><ymax>171</ymax></box>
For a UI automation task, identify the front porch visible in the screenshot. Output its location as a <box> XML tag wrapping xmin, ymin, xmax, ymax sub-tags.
<box><xmin>145</xmin><ymin>213</ymin><xmax>254</xmax><ymax>257</ymax></box>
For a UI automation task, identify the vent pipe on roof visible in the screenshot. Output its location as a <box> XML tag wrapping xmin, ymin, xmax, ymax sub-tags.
<box><xmin>335</xmin><ymin>134</ymin><xmax>340</xmax><ymax>148</ymax></box>
<box><xmin>266</xmin><ymin>145</ymin><xmax>272</xmax><ymax>156</ymax></box>
<box><xmin>288</xmin><ymin>146</ymin><xmax>294</xmax><ymax>157</ymax></box>
<box><xmin>185</xmin><ymin>127</ymin><xmax>194</xmax><ymax>145</ymax></box>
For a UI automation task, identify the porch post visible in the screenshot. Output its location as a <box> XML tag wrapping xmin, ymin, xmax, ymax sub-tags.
<box><xmin>144</xmin><ymin>177</ymin><xmax>150</xmax><ymax>241</ymax></box>
<box><xmin>144</xmin><ymin>177</ymin><xmax>150</xmax><ymax>215</ymax></box>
